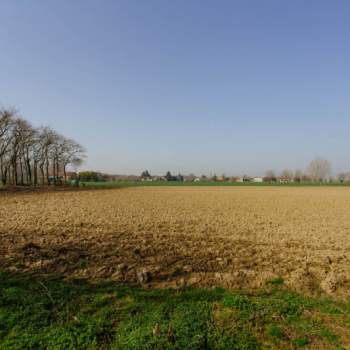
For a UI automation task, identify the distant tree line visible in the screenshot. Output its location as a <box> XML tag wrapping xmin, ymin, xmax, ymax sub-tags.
<box><xmin>141</xmin><ymin>170</ymin><xmax>185</xmax><ymax>182</ymax></box>
<box><xmin>0</xmin><ymin>108</ymin><xmax>85</xmax><ymax>186</ymax></box>
<box><xmin>77</xmin><ymin>171</ymin><xmax>107</xmax><ymax>182</ymax></box>
<box><xmin>138</xmin><ymin>158</ymin><xmax>348</xmax><ymax>184</ymax></box>
<box><xmin>264</xmin><ymin>158</ymin><xmax>333</xmax><ymax>183</ymax></box>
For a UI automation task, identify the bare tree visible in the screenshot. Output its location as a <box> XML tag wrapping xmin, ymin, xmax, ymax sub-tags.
<box><xmin>264</xmin><ymin>169</ymin><xmax>277</xmax><ymax>182</ymax></box>
<box><xmin>293</xmin><ymin>169</ymin><xmax>303</xmax><ymax>183</ymax></box>
<box><xmin>40</xmin><ymin>127</ymin><xmax>58</xmax><ymax>185</ymax></box>
<box><xmin>308</xmin><ymin>157</ymin><xmax>331</xmax><ymax>182</ymax></box>
<box><xmin>0</xmin><ymin>109</ymin><xmax>15</xmax><ymax>185</ymax></box>
<box><xmin>0</xmin><ymin>107</ymin><xmax>86</xmax><ymax>187</ymax></box>
<box><xmin>50</xmin><ymin>131</ymin><xmax>65</xmax><ymax>185</ymax></box>
<box><xmin>18</xmin><ymin>119</ymin><xmax>36</xmax><ymax>185</ymax></box>
<box><xmin>281</xmin><ymin>169</ymin><xmax>293</xmax><ymax>181</ymax></box>
<box><xmin>71</xmin><ymin>157</ymin><xmax>84</xmax><ymax>186</ymax></box>
<box><xmin>9</xmin><ymin>117</ymin><xmax>27</xmax><ymax>185</ymax></box>
<box><xmin>31</xmin><ymin>129</ymin><xmax>44</xmax><ymax>186</ymax></box>
<box><xmin>61</xmin><ymin>138</ymin><xmax>85</xmax><ymax>182</ymax></box>
<box><xmin>338</xmin><ymin>172</ymin><xmax>350</xmax><ymax>183</ymax></box>
<box><xmin>338</xmin><ymin>173</ymin><xmax>346</xmax><ymax>183</ymax></box>
<box><xmin>71</xmin><ymin>157</ymin><xmax>83</xmax><ymax>172</ymax></box>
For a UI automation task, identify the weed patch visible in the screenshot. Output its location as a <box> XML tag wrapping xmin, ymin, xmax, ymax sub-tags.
<box><xmin>1</xmin><ymin>271</ymin><xmax>349</xmax><ymax>349</ymax></box>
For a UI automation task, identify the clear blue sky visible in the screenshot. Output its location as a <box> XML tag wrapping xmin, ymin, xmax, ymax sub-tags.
<box><xmin>1</xmin><ymin>1</ymin><xmax>349</xmax><ymax>176</ymax></box>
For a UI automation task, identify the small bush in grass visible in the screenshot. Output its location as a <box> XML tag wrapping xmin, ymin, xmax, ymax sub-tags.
<box><xmin>267</xmin><ymin>324</ymin><xmax>284</xmax><ymax>339</ymax></box>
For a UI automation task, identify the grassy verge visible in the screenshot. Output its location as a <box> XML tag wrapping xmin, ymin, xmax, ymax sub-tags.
<box><xmin>1</xmin><ymin>271</ymin><xmax>349</xmax><ymax>349</ymax></box>
<box><xmin>80</xmin><ymin>180</ymin><xmax>350</xmax><ymax>189</ymax></box>
<box><xmin>1</xmin><ymin>182</ymin><xmax>349</xmax><ymax>193</ymax></box>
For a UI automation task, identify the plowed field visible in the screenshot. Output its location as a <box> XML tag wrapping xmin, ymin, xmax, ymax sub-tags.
<box><xmin>1</xmin><ymin>187</ymin><xmax>350</xmax><ymax>298</ymax></box>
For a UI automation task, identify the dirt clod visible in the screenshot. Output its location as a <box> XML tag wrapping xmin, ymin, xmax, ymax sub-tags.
<box><xmin>137</xmin><ymin>268</ymin><xmax>151</xmax><ymax>284</ymax></box>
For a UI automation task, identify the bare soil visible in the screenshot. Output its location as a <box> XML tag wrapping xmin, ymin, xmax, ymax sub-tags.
<box><xmin>1</xmin><ymin>186</ymin><xmax>350</xmax><ymax>298</ymax></box>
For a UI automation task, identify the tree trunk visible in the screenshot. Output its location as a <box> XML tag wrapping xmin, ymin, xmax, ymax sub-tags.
<box><xmin>13</xmin><ymin>161</ymin><xmax>18</xmax><ymax>186</ymax></box>
<box><xmin>33</xmin><ymin>161</ymin><xmax>38</xmax><ymax>186</ymax></box>
<box><xmin>25</xmin><ymin>149</ymin><xmax>32</xmax><ymax>185</ymax></box>
<box><xmin>56</xmin><ymin>160</ymin><xmax>60</xmax><ymax>185</ymax></box>
<box><xmin>52</xmin><ymin>160</ymin><xmax>56</xmax><ymax>185</ymax></box>
<box><xmin>26</xmin><ymin>160</ymin><xmax>32</xmax><ymax>185</ymax></box>
<box><xmin>0</xmin><ymin>158</ymin><xmax>4</xmax><ymax>185</ymax></box>
<box><xmin>19</xmin><ymin>158</ymin><xmax>24</xmax><ymax>185</ymax></box>
<box><xmin>3</xmin><ymin>166</ymin><xmax>8</xmax><ymax>185</ymax></box>
<box><xmin>46</xmin><ymin>158</ymin><xmax>49</xmax><ymax>185</ymax></box>
<box><xmin>40</xmin><ymin>164</ymin><xmax>45</xmax><ymax>186</ymax></box>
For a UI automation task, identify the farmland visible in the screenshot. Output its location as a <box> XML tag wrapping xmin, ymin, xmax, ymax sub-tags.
<box><xmin>1</xmin><ymin>186</ymin><xmax>350</xmax><ymax>349</ymax></box>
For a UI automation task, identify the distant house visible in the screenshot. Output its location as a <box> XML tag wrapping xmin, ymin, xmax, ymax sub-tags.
<box><xmin>252</xmin><ymin>177</ymin><xmax>263</xmax><ymax>183</ymax></box>
<box><xmin>184</xmin><ymin>175</ymin><xmax>196</xmax><ymax>182</ymax></box>
<box><xmin>217</xmin><ymin>175</ymin><xmax>227</xmax><ymax>182</ymax></box>
<box><xmin>141</xmin><ymin>177</ymin><xmax>153</xmax><ymax>181</ymax></box>
<box><xmin>230</xmin><ymin>177</ymin><xmax>243</xmax><ymax>183</ymax></box>
<box><xmin>278</xmin><ymin>176</ymin><xmax>294</xmax><ymax>183</ymax></box>
<box><xmin>150</xmin><ymin>176</ymin><xmax>166</xmax><ymax>181</ymax></box>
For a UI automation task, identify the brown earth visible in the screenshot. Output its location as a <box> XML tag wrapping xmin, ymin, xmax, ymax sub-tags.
<box><xmin>1</xmin><ymin>186</ymin><xmax>350</xmax><ymax>298</ymax></box>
